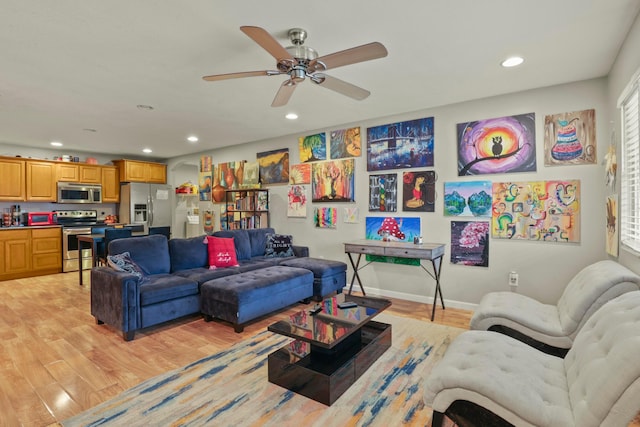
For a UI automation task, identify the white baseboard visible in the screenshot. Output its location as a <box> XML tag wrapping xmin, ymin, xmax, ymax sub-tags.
<box><xmin>342</xmin><ymin>286</ymin><xmax>477</xmax><ymax>312</ymax></box>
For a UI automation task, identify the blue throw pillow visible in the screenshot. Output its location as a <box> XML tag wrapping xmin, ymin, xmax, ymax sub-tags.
<box><xmin>264</xmin><ymin>233</ymin><xmax>294</xmax><ymax>258</ymax></box>
<box><xmin>107</xmin><ymin>252</ymin><xmax>148</xmax><ymax>283</ymax></box>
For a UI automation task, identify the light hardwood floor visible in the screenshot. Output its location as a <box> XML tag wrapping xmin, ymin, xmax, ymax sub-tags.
<box><xmin>0</xmin><ymin>272</ymin><xmax>638</xmax><ymax>426</ymax></box>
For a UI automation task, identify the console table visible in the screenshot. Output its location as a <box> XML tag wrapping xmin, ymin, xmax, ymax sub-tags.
<box><xmin>343</xmin><ymin>239</ymin><xmax>446</xmax><ymax>321</ymax></box>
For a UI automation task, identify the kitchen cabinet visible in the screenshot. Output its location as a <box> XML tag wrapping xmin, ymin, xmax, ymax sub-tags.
<box><xmin>57</xmin><ymin>163</ymin><xmax>102</xmax><ymax>184</ymax></box>
<box><xmin>57</xmin><ymin>163</ymin><xmax>80</xmax><ymax>182</ymax></box>
<box><xmin>26</xmin><ymin>161</ymin><xmax>57</xmax><ymax>201</ymax></box>
<box><xmin>0</xmin><ymin>158</ymin><xmax>26</xmax><ymax>201</ymax></box>
<box><xmin>79</xmin><ymin>165</ymin><xmax>101</xmax><ymax>183</ymax></box>
<box><xmin>0</xmin><ymin>229</ymin><xmax>31</xmax><ymax>279</ymax></box>
<box><xmin>113</xmin><ymin>159</ymin><xmax>167</xmax><ymax>184</ymax></box>
<box><xmin>101</xmin><ymin>166</ymin><xmax>120</xmax><ymax>203</ymax></box>
<box><xmin>31</xmin><ymin>227</ymin><xmax>62</xmax><ymax>273</ymax></box>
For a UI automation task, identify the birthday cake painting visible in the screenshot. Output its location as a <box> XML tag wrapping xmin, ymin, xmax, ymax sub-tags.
<box><xmin>544</xmin><ymin>109</ymin><xmax>596</xmax><ymax>166</ymax></box>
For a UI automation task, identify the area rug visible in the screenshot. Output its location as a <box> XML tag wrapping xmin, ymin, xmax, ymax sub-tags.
<box><xmin>62</xmin><ymin>313</ymin><xmax>465</xmax><ymax>427</ymax></box>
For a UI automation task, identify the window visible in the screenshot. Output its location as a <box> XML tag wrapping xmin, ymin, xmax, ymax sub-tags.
<box><xmin>621</xmin><ymin>71</ymin><xmax>640</xmax><ymax>252</ymax></box>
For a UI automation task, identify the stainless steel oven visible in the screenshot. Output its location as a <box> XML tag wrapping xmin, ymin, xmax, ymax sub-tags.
<box><xmin>56</xmin><ymin>210</ymin><xmax>103</xmax><ymax>272</ymax></box>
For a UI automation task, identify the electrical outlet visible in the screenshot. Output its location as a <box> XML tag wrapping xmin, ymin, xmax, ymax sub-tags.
<box><xmin>509</xmin><ymin>271</ymin><xmax>519</xmax><ymax>287</ymax></box>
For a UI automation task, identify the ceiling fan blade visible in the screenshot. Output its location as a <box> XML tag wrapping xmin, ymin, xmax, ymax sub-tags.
<box><xmin>311</xmin><ymin>74</ymin><xmax>370</xmax><ymax>100</ymax></box>
<box><xmin>309</xmin><ymin>42</ymin><xmax>387</xmax><ymax>72</ymax></box>
<box><xmin>240</xmin><ymin>26</ymin><xmax>293</xmax><ymax>62</ymax></box>
<box><xmin>271</xmin><ymin>80</ymin><xmax>297</xmax><ymax>107</ymax></box>
<box><xmin>202</xmin><ymin>70</ymin><xmax>281</xmax><ymax>82</ymax></box>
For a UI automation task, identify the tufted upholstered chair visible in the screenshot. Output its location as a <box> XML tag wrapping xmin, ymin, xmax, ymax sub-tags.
<box><xmin>469</xmin><ymin>260</ymin><xmax>640</xmax><ymax>356</ymax></box>
<box><xmin>425</xmin><ymin>290</ymin><xmax>640</xmax><ymax>427</ymax></box>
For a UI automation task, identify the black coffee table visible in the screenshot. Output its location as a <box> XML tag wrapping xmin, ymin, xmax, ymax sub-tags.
<box><xmin>267</xmin><ymin>294</ymin><xmax>392</xmax><ymax>405</ymax></box>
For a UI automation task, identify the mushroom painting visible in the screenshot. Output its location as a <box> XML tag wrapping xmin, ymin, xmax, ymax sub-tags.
<box><xmin>365</xmin><ymin>216</ymin><xmax>421</xmax><ymax>265</ymax></box>
<box><xmin>377</xmin><ymin>217</ymin><xmax>405</xmax><ymax>241</ymax></box>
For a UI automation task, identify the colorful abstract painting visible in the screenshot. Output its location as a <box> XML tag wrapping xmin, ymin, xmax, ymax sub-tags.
<box><xmin>311</xmin><ymin>159</ymin><xmax>355</xmax><ymax>202</ymax></box>
<box><xmin>450</xmin><ymin>221</ymin><xmax>490</xmax><ymax>267</ymax></box>
<box><xmin>492</xmin><ymin>180</ymin><xmax>580</xmax><ymax>242</ymax></box>
<box><xmin>257</xmin><ymin>148</ymin><xmax>289</xmax><ymax>185</ymax></box>
<box><xmin>344</xmin><ymin>207</ymin><xmax>359</xmax><ymax>223</ymax></box>
<box><xmin>330</xmin><ymin>127</ymin><xmax>362</xmax><ymax>159</ymax></box>
<box><xmin>314</xmin><ymin>207</ymin><xmax>337</xmax><ymax>229</ymax></box>
<box><xmin>199</xmin><ymin>155</ymin><xmax>212</xmax><ymax>201</ymax></box>
<box><xmin>216</xmin><ymin>161</ymin><xmax>245</xmax><ymax>191</ymax></box>
<box><xmin>606</xmin><ymin>194</ymin><xmax>618</xmax><ymax>257</ymax></box>
<box><xmin>369</xmin><ymin>174</ymin><xmax>398</xmax><ymax>212</ymax></box>
<box><xmin>299</xmin><ymin>133</ymin><xmax>327</xmax><ymax>162</ymax></box>
<box><xmin>365</xmin><ymin>216</ymin><xmax>421</xmax><ymax>265</ymax></box>
<box><xmin>443</xmin><ymin>181</ymin><xmax>492</xmax><ymax>217</ymax></box>
<box><xmin>457</xmin><ymin>113</ymin><xmax>536</xmax><ymax>176</ymax></box>
<box><xmin>289</xmin><ymin>163</ymin><xmax>311</xmax><ymax>184</ymax></box>
<box><xmin>544</xmin><ymin>109</ymin><xmax>596</xmax><ymax>166</ymax></box>
<box><xmin>242</xmin><ymin>161</ymin><xmax>259</xmax><ymax>186</ymax></box>
<box><xmin>367</xmin><ymin>117</ymin><xmax>434</xmax><ymax>171</ymax></box>
<box><xmin>287</xmin><ymin>185</ymin><xmax>307</xmax><ymax>218</ymax></box>
<box><xmin>402</xmin><ymin>171</ymin><xmax>436</xmax><ymax>212</ymax></box>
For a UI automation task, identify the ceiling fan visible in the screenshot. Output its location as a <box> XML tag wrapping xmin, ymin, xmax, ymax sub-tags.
<box><xmin>202</xmin><ymin>26</ymin><xmax>388</xmax><ymax>107</ymax></box>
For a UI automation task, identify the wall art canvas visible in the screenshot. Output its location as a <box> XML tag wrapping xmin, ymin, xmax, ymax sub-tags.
<box><xmin>402</xmin><ymin>171</ymin><xmax>436</xmax><ymax>212</ymax></box>
<box><xmin>492</xmin><ymin>180</ymin><xmax>580</xmax><ymax>243</ymax></box>
<box><xmin>289</xmin><ymin>163</ymin><xmax>311</xmax><ymax>184</ymax></box>
<box><xmin>299</xmin><ymin>133</ymin><xmax>327</xmax><ymax>162</ymax></box>
<box><xmin>443</xmin><ymin>180</ymin><xmax>493</xmax><ymax>217</ymax></box>
<box><xmin>200</xmin><ymin>155</ymin><xmax>212</xmax><ymax>173</ymax></box>
<box><xmin>198</xmin><ymin>172</ymin><xmax>211</xmax><ymax>201</ymax></box>
<box><xmin>311</xmin><ymin>159</ymin><xmax>355</xmax><ymax>202</ymax></box>
<box><xmin>314</xmin><ymin>207</ymin><xmax>337</xmax><ymax>229</ymax></box>
<box><xmin>242</xmin><ymin>161</ymin><xmax>259</xmax><ymax>186</ymax></box>
<box><xmin>257</xmin><ymin>148</ymin><xmax>289</xmax><ymax>185</ymax></box>
<box><xmin>344</xmin><ymin>207</ymin><xmax>359</xmax><ymax>223</ymax></box>
<box><xmin>369</xmin><ymin>174</ymin><xmax>398</xmax><ymax>212</ymax></box>
<box><xmin>544</xmin><ymin>109</ymin><xmax>596</xmax><ymax>166</ymax></box>
<box><xmin>365</xmin><ymin>216</ymin><xmax>421</xmax><ymax>265</ymax></box>
<box><xmin>216</xmin><ymin>161</ymin><xmax>245</xmax><ymax>191</ymax></box>
<box><xmin>450</xmin><ymin>221</ymin><xmax>490</xmax><ymax>267</ymax></box>
<box><xmin>366</xmin><ymin>117</ymin><xmax>434</xmax><ymax>171</ymax></box>
<box><xmin>330</xmin><ymin>126</ymin><xmax>362</xmax><ymax>159</ymax></box>
<box><xmin>287</xmin><ymin>185</ymin><xmax>307</xmax><ymax>218</ymax></box>
<box><xmin>606</xmin><ymin>194</ymin><xmax>618</xmax><ymax>257</ymax></box>
<box><xmin>457</xmin><ymin>113</ymin><xmax>536</xmax><ymax>176</ymax></box>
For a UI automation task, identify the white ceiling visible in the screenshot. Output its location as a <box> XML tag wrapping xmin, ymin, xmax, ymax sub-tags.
<box><xmin>1</xmin><ymin>0</ymin><xmax>639</xmax><ymax>160</ymax></box>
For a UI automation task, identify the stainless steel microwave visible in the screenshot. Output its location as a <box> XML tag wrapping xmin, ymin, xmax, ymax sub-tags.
<box><xmin>57</xmin><ymin>182</ymin><xmax>102</xmax><ymax>204</ymax></box>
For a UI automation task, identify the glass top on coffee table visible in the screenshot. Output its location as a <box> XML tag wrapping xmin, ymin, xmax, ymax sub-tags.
<box><xmin>268</xmin><ymin>294</ymin><xmax>391</xmax><ymax>350</ymax></box>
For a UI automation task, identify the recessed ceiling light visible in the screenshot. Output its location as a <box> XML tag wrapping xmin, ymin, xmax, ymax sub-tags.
<box><xmin>142</xmin><ymin>148</ymin><xmax>152</xmax><ymax>153</ymax></box>
<box><xmin>137</xmin><ymin>104</ymin><xmax>154</xmax><ymax>111</ymax></box>
<box><xmin>187</xmin><ymin>135</ymin><xmax>199</xmax><ymax>143</ymax></box>
<box><xmin>501</xmin><ymin>56</ymin><xmax>524</xmax><ymax>68</ymax></box>
<box><xmin>50</xmin><ymin>141</ymin><xmax>63</xmax><ymax>147</ymax></box>
<box><xmin>285</xmin><ymin>113</ymin><xmax>298</xmax><ymax>120</ymax></box>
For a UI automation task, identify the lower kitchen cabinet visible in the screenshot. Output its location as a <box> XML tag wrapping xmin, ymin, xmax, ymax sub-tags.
<box><xmin>0</xmin><ymin>227</ymin><xmax>61</xmax><ymax>280</ymax></box>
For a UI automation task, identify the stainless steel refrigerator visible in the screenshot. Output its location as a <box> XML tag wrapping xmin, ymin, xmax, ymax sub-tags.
<box><xmin>119</xmin><ymin>183</ymin><xmax>173</xmax><ymax>231</ymax></box>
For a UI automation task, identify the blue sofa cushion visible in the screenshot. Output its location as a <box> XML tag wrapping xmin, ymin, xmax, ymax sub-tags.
<box><xmin>172</xmin><ymin>267</ymin><xmax>238</xmax><ymax>285</ymax></box>
<box><xmin>168</xmin><ymin>235</ymin><xmax>208</xmax><ymax>272</ymax></box>
<box><xmin>247</xmin><ymin>227</ymin><xmax>275</xmax><ymax>257</ymax></box>
<box><xmin>140</xmin><ymin>274</ymin><xmax>199</xmax><ymax>306</ymax></box>
<box><xmin>280</xmin><ymin>257</ymin><xmax>347</xmax><ymax>277</ymax></box>
<box><xmin>109</xmin><ymin>234</ymin><xmax>170</xmax><ymax>275</ymax></box>
<box><xmin>213</xmin><ymin>229</ymin><xmax>252</xmax><ymax>260</ymax></box>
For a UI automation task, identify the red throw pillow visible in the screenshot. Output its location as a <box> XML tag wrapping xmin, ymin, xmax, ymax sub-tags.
<box><xmin>206</xmin><ymin>236</ymin><xmax>239</xmax><ymax>269</ymax></box>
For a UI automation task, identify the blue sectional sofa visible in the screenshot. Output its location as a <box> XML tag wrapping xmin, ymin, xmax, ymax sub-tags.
<box><xmin>90</xmin><ymin>228</ymin><xmax>346</xmax><ymax>340</ymax></box>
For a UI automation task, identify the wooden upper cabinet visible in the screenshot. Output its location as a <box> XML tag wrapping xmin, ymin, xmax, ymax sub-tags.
<box><xmin>57</xmin><ymin>163</ymin><xmax>101</xmax><ymax>184</ymax></box>
<box><xmin>101</xmin><ymin>166</ymin><xmax>120</xmax><ymax>203</ymax></box>
<box><xmin>0</xmin><ymin>158</ymin><xmax>26</xmax><ymax>201</ymax></box>
<box><xmin>26</xmin><ymin>161</ymin><xmax>57</xmax><ymax>201</ymax></box>
<box><xmin>113</xmin><ymin>159</ymin><xmax>167</xmax><ymax>184</ymax></box>
<box><xmin>79</xmin><ymin>165</ymin><xmax>101</xmax><ymax>183</ymax></box>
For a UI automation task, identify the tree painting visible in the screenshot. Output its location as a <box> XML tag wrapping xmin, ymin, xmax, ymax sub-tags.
<box><xmin>299</xmin><ymin>133</ymin><xmax>327</xmax><ymax>163</ymax></box>
<box><xmin>450</xmin><ymin>221</ymin><xmax>489</xmax><ymax>267</ymax></box>
<box><xmin>311</xmin><ymin>159</ymin><xmax>355</xmax><ymax>202</ymax></box>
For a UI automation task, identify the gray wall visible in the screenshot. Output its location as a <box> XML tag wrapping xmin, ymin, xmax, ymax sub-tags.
<box><xmin>167</xmin><ymin>76</ymin><xmax>611</xmax><ymax>310</ymax></box>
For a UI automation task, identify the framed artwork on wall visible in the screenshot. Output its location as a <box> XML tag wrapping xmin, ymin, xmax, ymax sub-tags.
<box><xmin>287</xmin><ymin>185</ymin><xmax>307</xmax><ymax>217</ymax></box>
<box><xmin>311</xmin><ymin>159</ymin><xmax>355</xmax><ymax>202</ymax></box>
<box><xmin>364</xmin><ymin>216</ymin><xmax>421</xmax><ymax>265</ymax></box>
<box><xmin>299</xmin><ymin>133</ymin><xmax>327</xmax><ymax>162</ymax></box>
<box><xmin>443</xmin><ymin>180</ymin><xmax>492</xmax><ymax>217</ymax></box>
<box><xmin>257</xmin><ymin>148</ymin><xmax>289</xmax><ymax>185</ymax></box>
<box><xmin>402</xmin><ymin>171</ymin><xmax>436</xmax><ymax>212</ymax></box>
<box><xmin>544</xmin><ymin>108</ymin><xmax>596</xmax><ymax>166</ymax></box>
<box><xmin>314</xmin><ymin>207</ymin><xmax>337</xmax><ymax>228</ymax></box>
<box><xmin>289</xmin><ymin>163</ymin><xmax>311</xmax><ymax>184</ymax></box>
<box><xmin>450</xmin><ymin>221</ymin><xmax>490</xmax><ymax>267</ymax></box>
<box><xmin>492</xmin><ymin>180</ymin><xmax>580</xmax><ymax>242</ymax></box>
<box><xmin>330</xmin><ymin>126</ymin><xmax>361</xmax><ymax>159</ymax></box>
<box><xmin>606</xmin><ymin>194</ymin><xmax>618</xmax><ymax>257</ymax></box>
<box><xmin>369</xmin><ymin>174</ymin><xmax>397</xmax><ymax>212</ymax></box>
<box><xmin>457</xmin><ymin>113</ymin><xmax>536</xmax><ymax>176</ymax></box>
<box><xmin>366</xmin><ymin>117</ymin><xmax>434</xmax><ymax>171</ymax></box>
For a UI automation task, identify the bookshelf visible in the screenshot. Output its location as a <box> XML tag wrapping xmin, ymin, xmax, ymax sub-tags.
<box><xmin>223</xmin><ymin>189</ymin><xmax>269</xmax><ymax>230</ymax></box>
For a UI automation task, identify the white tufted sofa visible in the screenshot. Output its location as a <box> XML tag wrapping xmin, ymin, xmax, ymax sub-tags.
<box><xmin>469</xmin><ymin>260</ymin><xmax>640</xmax><ymax>356</ymax></box>
<box><xmin>424</xmin><ymin>290</ymin><xmax>640</xmax><ymax>427</ymax></box>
